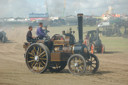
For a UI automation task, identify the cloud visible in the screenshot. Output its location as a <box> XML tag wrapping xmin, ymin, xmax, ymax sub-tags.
<box><xmin>47</xmin><ymin>0</ymin><xmax>128</xmax><ymax>16</ymax></box>
<box><xmin>0</xmin><ymin>0</ymin><xmax>128</xmax><ymax>17</ymax></box>
<box><xmin>0</xmin><ymin>0</ymin><xmax>43</xmax><ymax>17</ymax></box>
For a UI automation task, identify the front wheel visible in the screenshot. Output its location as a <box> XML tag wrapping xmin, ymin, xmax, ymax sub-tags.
<box><xmin>67</xmin><ymin>54</ymin><xmax>86</xmax><ymax>75</ymax></box>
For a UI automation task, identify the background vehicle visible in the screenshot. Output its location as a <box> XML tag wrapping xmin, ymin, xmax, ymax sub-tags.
<box><xmin>84</xmin><ymin>29</ymin><xmax>105</xmax><ymax>54</ymax></box>
<box><xmin>0</xmin><ymin>30</ymin><xmax>8</xmax><ymax>43</ymax></box>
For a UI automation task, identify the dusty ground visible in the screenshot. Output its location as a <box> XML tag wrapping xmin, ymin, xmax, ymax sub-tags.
<box><xmin>0</xmin><ymin>26</ymin><xmax>128</xmax><ymax>85</ymax></box>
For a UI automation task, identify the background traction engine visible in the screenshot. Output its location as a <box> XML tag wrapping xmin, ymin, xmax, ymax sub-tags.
<box><xmin>23</xmin><ymin>14</ymin><xmax>99</xmax><ymax>75</ymax></box>
<box><xmin>84</xmin><ymin>30</ymin><xmax>105</xmax><ymax>54</ymax></box>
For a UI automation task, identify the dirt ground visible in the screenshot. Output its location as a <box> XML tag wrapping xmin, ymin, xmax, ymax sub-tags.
<box><xmin>0</xmin><ymin>26</ymin><xmax>128</xmax><ymax>85</ymax></box>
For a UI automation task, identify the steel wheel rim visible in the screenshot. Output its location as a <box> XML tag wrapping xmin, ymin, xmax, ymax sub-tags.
<box><xmin>68</xmin><ymin>55</ymin><xmax>86</xmax><ymax>75</ymax></box>
<box><xmin>25</xmin><ymin>44</ymin><xmax>49</xmax><ymax>73</ymax></box>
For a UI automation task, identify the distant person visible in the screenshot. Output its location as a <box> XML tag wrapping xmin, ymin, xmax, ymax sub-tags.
<box><xmin>26</xmin><ymin>26</ymin><xmax>36</xmax><ymax>43</ymax></box>
<box><xmin>36</xmin><ymin>23</ymin><xmax>46</xmax><ymax>39</ymax></box>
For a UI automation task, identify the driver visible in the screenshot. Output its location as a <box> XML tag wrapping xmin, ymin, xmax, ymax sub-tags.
<box><xmin>36</xmin><ymin>23</ymin><xmax>46</xmax><ymax>39</ymax></box>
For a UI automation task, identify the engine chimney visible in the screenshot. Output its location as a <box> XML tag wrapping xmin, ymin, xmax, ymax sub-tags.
<box><xmin>77</xmin><ymin>13</ymin><xmax>83</xmax><ymax>44</ymax></box>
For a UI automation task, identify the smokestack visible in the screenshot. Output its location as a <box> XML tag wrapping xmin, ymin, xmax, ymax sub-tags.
<box><xmin>77</xmin><ymin>13</ymin><xmax>83</xmax><ymax>44</ymax></box>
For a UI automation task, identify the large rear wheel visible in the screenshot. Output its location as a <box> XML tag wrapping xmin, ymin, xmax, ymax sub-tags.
<box><xmin>25</xmin><ymin>43</ymin><xmax>50</xmax><ymax>73</ymax></box>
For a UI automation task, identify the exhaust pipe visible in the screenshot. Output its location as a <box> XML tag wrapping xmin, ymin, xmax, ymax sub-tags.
<box><xmin>77</xmin><ymin>13</ymin><xmax>83</xmax><ymax>44</ymax></box>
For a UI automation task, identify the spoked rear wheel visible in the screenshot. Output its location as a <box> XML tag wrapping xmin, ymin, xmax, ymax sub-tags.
<box><xmin>25</xmin><ymin>43</ymin><xmax>50</xmax><ymax>73</ymax></box>
<box><xmin>86</xmin><ymin>53</ymin><xmax>99</xmax><ymax>73</ymax></box>
<box><xmin>67</xmin><ymin>54</ymin><xmax>86</xmax><ymax>75</ymax></box>
<box><xmin>49</xmin><ymin>61</ymin><xmax>67</xmax><ymax>73</ymax></box>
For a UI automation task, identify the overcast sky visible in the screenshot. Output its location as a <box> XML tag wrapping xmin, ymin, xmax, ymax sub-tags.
<box><xmin>0</xmin><ymin>0</ymin><xmax>128</xmax><ymax>17</ymax></box>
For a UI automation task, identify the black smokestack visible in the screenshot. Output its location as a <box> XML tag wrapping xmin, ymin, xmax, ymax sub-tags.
<box><xmin>77</xmin><ymin>13</ymin><xmax>83</xmax><ymax>44</ymax></box>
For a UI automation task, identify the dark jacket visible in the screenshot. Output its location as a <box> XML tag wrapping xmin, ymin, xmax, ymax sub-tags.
<box><xmin>26</xmin><ymin>31</ymin><xmax>33</xmax><ymax>42</ymax></box>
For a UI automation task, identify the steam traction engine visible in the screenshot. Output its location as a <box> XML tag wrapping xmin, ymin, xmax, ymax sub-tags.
<box><xmin>23</xmin><ymin>14</ymin><xmax>99</xmax><ymax>75</ymax></box>
<box><xmin>84</xmin><ymin>30</ymin><xmax>105</xmax><ymax>54</ymax></box>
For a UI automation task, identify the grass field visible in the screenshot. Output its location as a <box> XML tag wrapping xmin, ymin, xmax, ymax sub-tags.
<box><xmin>48</xmin><ymin>25</ymin><xmax>128</xmax><ymax>52</ymax></box>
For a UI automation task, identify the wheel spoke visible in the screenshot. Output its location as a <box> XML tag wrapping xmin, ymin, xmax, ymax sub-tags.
<box><xmin>39</xmin><ymin>48</ymin><xmax>42</xmax><ymax>54</ymax></box>
<box><xmin>29</xmin><ymin>57</ymin><xmax>34</xmax><ymax>59</ymax></box>
<box><xmin>37</xmin><ymin>47</ymin><xmax>40</xmax><ymax>56</ymax></box>
<box><xmin>41</xmin><ymin>61</ymin><xmax>46</xmax><ymax>65</ymax></box>
<box><xmin>37</xmin><ymin>63</ymin><xmax>39</xmax><ymax>71</ymax></box>
<box><xmin>79</xmin><ymin>66</ymin><xmax>83</xmax><ymax>72</ymax></box>
<box><xmin>32</xmin><ymin>50</ymin><xmax>36</xmax><ymax>56</ymax></box>
<box><xmin>39</xmin><ymin>51</ymin><xmax>45</xmax><ymax>57</ymax></box>
<box><xmin>41</xmin><ymin>54</ymin><xmax>46</xmax><ymax>57</ymax></box>
<box><xmin>31</xmin><ymin>61</ymin><xmax>36</xmax><ymax>67</ymax></box>
<box><xmin>91</xmin><ymin>57</ymin><xmax>95</xmax><ymax>61</ymax></box>
<box><xmin>40</xmin><ymin>62</ymin><xmax>44</xmax><ymax>67</ymax></box>
<box><xmin>71</xmin><ymin>65</ymin><xmax>75</xmax><ymax>69</ymax></box>
<box><xmin>92</xmin><ymin>59</ymin><xmax>96</xmax><ymax>62</ymax></box>
<box><xmin>28</xmin><ymin>52</ymin><xmax>34</xmax><ymax>56</ymax></box>
<box><xmin>40</xmin><ymin>58</ymin><xmax>47</xmax><ymax>60</ymax></box>
<box><xmin>39</xmin><ymin>62</ymin><xmax>41</xmax><ymax>69</ymax></box>
<box><xmin>92</xmin><ymin>63</ymin><xmax>96</xmax><ymax>65</ymax></box>
<box><xmin>91</xmin><ymin>65</ymin><xmax>95</xmax><ymax>68</ymax></box>
<box><xmin>33</xmin><ymin>47</ymin><xmax>36</xmax><ymax>53</ymax></box>
<box><xmin>33</xmin><ymin>62</ymin><xmax>37</xmax><ymax>68</ymax></box>
<box><xmin>28</xmin><ymin>60</ymin><xmax>35</xmax><ymax>63</ymax></box>
<box><xmin>30</xmin><ymin>47</ymin><xmax>36</xmax><ymax>56</ymax></box>
<box><xmin>79</xmin><ymin>63</ymin><xmax>84</xmax><ymax>67</ymax></box>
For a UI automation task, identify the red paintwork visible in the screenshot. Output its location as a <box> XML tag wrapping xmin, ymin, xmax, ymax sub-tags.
<box><xmin>30</xmin><ymin>18</ymin><xmax>48</xmax><ymax>21</ymax></box>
